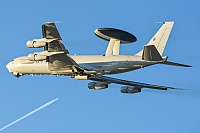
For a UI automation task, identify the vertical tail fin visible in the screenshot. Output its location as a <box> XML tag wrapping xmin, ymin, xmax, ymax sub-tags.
<box><xmin>137</xmin><ymin>21</ymin><xmax>174</xmax><ymax>56</ymax></box>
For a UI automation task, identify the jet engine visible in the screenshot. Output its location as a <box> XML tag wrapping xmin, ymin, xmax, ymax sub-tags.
<box><xmin>120</xmin><ymin>86</ymin><xmax>142</xmax><ymax>94</ymax></box>
<box><xmin>26</xmin><ymin>40</ymin><xmax>46</xmax><ymax>48</ymax></box>
<box><xmin>88</xmin><ymin>82</ymin><xmax>108</xmax><ymax>90</ymax></box>
<box><xmin>28</xmin><ymin>54</ymin><xmax>47</xmax><ymax>61</ymax></box>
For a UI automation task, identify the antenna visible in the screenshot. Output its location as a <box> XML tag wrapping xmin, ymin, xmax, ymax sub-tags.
<box><xmin>155</xmin><ymin>22</ymin><xmax>165</xmax><ymax>24</ymax></box>
<box><xmin>45</xmin><ymin>21</ymin><xmax>63</xmax><ymax>24</ymax></box>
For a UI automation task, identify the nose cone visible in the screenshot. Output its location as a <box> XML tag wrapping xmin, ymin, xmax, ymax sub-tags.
<box><xmin>6</xmin><ymin>62</ymin><xmax>13</xmax><ymax>72</ymax></box>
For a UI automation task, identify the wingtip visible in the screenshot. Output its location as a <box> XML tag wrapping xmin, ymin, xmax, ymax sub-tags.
<box><xmin>186</xmin><ymin>65</ymin><xmax>192</xmax><ymax>67</ymax></box>
<box><xmin>168</xmin><ymin>87</ymin><xmax>190</xmax><ymax>90</ymax></box>
<box><xmin>160</xmin><ymin>61</ymin><xmax>192</xmax><ymax>68</ymax></box>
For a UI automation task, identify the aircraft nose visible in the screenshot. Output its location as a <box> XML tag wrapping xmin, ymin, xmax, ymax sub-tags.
<box><xmin>6</xmin><ymin>62</ymin><xmax>10</xmax><ymax>69</ymax></box>
<box><xmin>6</xmin><ymin>61</ymin><xmax>13</xmax><ymax>72</ymax></box>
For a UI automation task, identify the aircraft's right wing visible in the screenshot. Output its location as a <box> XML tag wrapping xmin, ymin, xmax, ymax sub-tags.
<box><xmin>89</xmin><ymin>75</ymin><xmax>184</xmax><ymax>90</ymax></box>
<box><xmin>28</xmin><ymin>22</ymin><xmax>85</xmax><ymax>75</ymax></box>
<box><xmin>41</xmin><ymin>22</ymin><xmax>69</xmax><ymax>53</ymax></box>
<box><xmin>39</xmin><ymin>22</ymin><xmax>99</xmax><ymax>75</ymax></box>
<box><xmin>27</xmin><ymin>22</ymin><xmax>99</xmax><ymax>76</ymax></box>
<box><xmin>42</xmin><ymin>22</ymin><xmax>62</xmax><ymax>40</ymax></box>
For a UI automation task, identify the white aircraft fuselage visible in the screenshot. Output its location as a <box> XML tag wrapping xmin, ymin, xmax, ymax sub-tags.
<box><xmin>6</xmin><ymin>55</ymin><xmax>154</xmax><ymax>76</ymax></box>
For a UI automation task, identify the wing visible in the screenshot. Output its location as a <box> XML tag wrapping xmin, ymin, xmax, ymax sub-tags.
<box><xmin>48</xmin><ymin>53</ymin><xmax>85</xmax><ymax>75</ymax></box>
<box><xmin>28</xmin><ymin>22</ymin><xmax>84</xmax><ymax>75</ymax></box>
<box><xmin>89</xmin><ymin>75</ymin><xmax>183</xmax><ymax>90</ymax></box>
<box><xmin>37</xmin><ymin>22</ymin><xmax>98</xmax><ymax>75</ymax></box>
<box><xmin>42</xmin><ymin>22</ymin><xmax>62</xmax><ymax>40</ymax></box>
<box><xmin>41</xmin><ymin>22</ymin><xmax>68</xmax><ymax>53</ymax></box>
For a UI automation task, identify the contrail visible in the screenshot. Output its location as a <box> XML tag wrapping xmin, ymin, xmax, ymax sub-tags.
<box><xmin>0</xmin><ymin>98</ymin><xmax>59</xmax><ymax>132</ymax></box>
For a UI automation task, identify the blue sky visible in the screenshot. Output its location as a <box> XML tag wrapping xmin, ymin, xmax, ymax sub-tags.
<box><xmin>0</xmin><ymin>0</ymin><xmax>200</xmax><ymax>132</ymax></box>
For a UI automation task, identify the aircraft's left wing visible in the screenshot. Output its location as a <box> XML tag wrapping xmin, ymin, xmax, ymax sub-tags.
<box><xmin>89</xmin><ymin>75</ymin><xmax>183</xmax><ymax>90</ymax></box>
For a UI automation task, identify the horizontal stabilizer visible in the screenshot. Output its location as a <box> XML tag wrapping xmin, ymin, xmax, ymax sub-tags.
<box><xmin>142</xmin><ymin>45</ymin><xmax>162</xmax><ymax>61</ymax></box>
<box><xmin>160</xmin><ymin>61</ymin><xmax>192</xmax><ymax>67</ymax></box>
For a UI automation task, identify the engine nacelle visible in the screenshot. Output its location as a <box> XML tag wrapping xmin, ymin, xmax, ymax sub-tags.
<box><xmin>120</xmin><ymin>86</ymin><xmax>142</xmax><ymax>94</ymax></box>
<box><xmin>26</xmin><ymin>40</ymin><xmax>46</xmax><ymax>48</ymax></box>
<box><xmin>75</xmin><ymin>75</ymin><xmax>88</xmax><ymax>80</ymax></box>
<box><xmin>28</xmin><ymin>54</ymin><xmax>47</xmax><ymax>61</ymax></box>
<box><xmin>88</xmin><ymin>82</ymin><xmax>108</xmax><ymax>90</ymax></box>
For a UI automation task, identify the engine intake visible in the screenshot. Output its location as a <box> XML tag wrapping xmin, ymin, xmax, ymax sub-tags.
<box><xmin>120</xmin><ymin>86</ymin><xmax>142</xmax><ymax>94</ymax></box>
<box><xmin>26</xmin><ymin>40</ymin><xmax>46</xmax><ymax>48</ymax></box>
<box><xmin>28</xmin><ymin>54</ymin><xmax>47</xmax><ymax>61</ymax></box>
<box><xmin>88</xmin><ymin>82</ymin><xmax>108</xmax><ymax>90</ymax></box>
